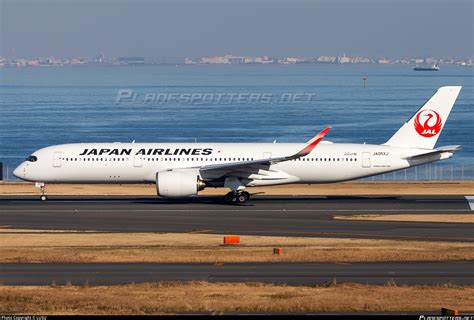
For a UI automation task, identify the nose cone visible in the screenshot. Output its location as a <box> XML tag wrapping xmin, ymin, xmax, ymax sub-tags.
<box><xmin>13</xmin><ymin>164</ymin><xmax>24</xmax><ymax>180</ymax></box>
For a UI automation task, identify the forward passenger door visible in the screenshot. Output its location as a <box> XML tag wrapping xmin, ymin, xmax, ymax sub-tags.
<box><xmin>53</xmin><ymin>152</ymin><xmax>62</xmax><ymax>167</ymax></box>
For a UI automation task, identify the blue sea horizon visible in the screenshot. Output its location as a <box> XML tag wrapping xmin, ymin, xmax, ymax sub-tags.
<box><xmin>1</xmin><ymin>64</ymin><xmax>472</xmax><ymax>180</ymax></box>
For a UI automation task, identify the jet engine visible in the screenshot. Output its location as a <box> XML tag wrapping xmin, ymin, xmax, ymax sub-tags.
<box><xmin>156</xmin><ymin>171</ymin><xmax>205</xmax><ymax>197</ymax></box>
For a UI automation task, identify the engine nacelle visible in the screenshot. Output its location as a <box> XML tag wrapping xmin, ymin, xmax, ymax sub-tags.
<box><xmin>156</xmin><ymin>171</ymin><xmax>205</xmax><ymax>197</ymax></box>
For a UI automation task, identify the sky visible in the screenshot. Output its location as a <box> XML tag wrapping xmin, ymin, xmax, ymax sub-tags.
<box><xmin>0</xmin><ymin>0</ymin><xmax>473</xmax><ymax>59</ymax></box>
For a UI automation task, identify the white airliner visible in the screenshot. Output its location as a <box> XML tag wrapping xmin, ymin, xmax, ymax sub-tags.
<box><xmin>14</xmin><ymin>86</ymin><xmax>462</xmax><ymax>203</ymax></box>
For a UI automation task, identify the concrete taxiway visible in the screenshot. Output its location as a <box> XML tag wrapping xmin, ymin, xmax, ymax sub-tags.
<box><xmin>1</xmin><ymin>261</ymin><xmax>473</xmax><ymax>286</ymax></box>
<box><xmin>0</xmin><ymin>195</ymin><xmax>473</xmax><ymax>241</ymax></box>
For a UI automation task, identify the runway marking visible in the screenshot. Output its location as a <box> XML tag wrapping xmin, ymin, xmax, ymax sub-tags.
<box><xmin>188</xmin><ymin>230</ymin><xmax>214</xmax><ymax>234</ymax></box>
<box><xmin>2</xmin><ymin>209</ymin><xmax>471</xmax><ymax>213</ymax></box>
<box><xmin>4</xmin><ymin>198</ymin><xmax>468</xmax><ymax>203</ymax></box>
<box><xmin>414</xmin><ymin>199</ymin><xmax>465</xmax><ymax>202</ymax></box>
<box><xmin>465</xmin><ymin>196</ymin><xmax>474</xmax><ymax>211</ymax></box>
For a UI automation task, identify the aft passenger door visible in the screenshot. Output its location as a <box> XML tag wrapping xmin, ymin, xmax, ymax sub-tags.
<box><xmin>362</xmin><ymin>152</ymin><xmax>371</xmax><ymax>168</ymax></box>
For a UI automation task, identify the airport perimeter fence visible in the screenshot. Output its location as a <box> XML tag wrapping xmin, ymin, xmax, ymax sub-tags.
<box><xmin>358</xmin><ymin>162</ymin><xmax>474</xmax><ymax>181</ymax></box>
<box><xmin>1</xmin><ymin>156</ymin><xmax>473</xmax><ymax>182</ymax></box>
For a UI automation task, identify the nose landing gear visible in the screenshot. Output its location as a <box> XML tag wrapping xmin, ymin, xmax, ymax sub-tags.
<box><xmin>35</xmin><ymin>182</ymin><xmax>48</xmax><ymax>201</ymax></box>
<box><xmin>224</xmin><ymin>191</ymin><xmax>250</xmax><ymax>204</ymax></box>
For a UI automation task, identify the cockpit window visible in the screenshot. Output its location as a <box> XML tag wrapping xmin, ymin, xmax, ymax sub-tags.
<box><xmin>26</xmin><ymin>155</ymin><xmax>37</xmax><ymax>162</ymax></box>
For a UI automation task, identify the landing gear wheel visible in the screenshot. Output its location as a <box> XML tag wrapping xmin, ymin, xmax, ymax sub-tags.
<box><xmin>40</xmin><ymin>195</ymin><xmax>48</xmax><ymax>201</ymax></box>
<box><xmin>224</xmin><ymin>192</ymin><xmax>235</xmax><ymax>203</ymax></box>
<box><xmin>236</xmin><ymin>192</ymin><xmax>249</xmax><ymax>203</ymax></box>
<box><xmin>224</xmin><ymin>191</ymin><xmax>250</xmax><ymax>204</ymax></box>
<box><xmin>239</xmin><ymin>191</ymin><xmax>250</xmax><ymax>203</ymax></box>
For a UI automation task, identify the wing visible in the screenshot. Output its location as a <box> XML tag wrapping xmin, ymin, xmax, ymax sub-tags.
<box><xmin>200</xmin><ymin>127</ymin><xmax>331</xmax><ymax>173</ymax></box>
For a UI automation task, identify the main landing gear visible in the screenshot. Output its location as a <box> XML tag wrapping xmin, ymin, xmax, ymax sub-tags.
<box><xmin>224</xmin><ymin>191</ymin><xmax>250</xmax><ymax>204</ymax></box>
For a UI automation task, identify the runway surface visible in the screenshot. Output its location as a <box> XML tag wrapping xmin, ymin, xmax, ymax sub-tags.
<box><xmin>1</xmin><ymin>195</ymin><xmax>473</xmax><ymax>241</ymax></box>
<box><xmin>1</xmin><ymin>261</ymin><xmax>473</xmax><ymax>286</ymax></box>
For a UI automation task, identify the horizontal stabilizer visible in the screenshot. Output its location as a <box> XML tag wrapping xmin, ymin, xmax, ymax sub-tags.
<box><xmin>403</xmin><ymin>145</ymin><xmax>461</xmax><ymax>160</ymax></box>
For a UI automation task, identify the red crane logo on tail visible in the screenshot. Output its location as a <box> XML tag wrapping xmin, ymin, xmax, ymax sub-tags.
<box><xmin>414</xmin><ymin>109</ymin><xmax>442</xmax><ymax>137</ymax></box>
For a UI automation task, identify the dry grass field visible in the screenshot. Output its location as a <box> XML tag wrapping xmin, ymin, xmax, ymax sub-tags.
<box><xmin>1</xmin><ymin>181</ymin><xmax>473</xmax><ymax>196</ymax></box>
<box><xmin>335</xmin><ymin>214</ymin><xmax>474</xmax><ymax>224</ymax></box>
<box><xmin>1</xmin><ymin>229</ymin><xmax>473</xmax><ymax>263</ymax></box>
<box><xmin>1</xmin><ymin>182</ymin><xmax>472</xmax><ymax>315</ymax></box>
<box><xmin>1</xmin><ymin>282</ymin><xmax>472</xmax><ymax>314</ymax></box>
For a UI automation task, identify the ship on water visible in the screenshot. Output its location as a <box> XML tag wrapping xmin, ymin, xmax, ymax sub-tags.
<box><xmin>413</xmin><ymin>63</ymin><xmax>440</xmax><ymax>71</ymax></box>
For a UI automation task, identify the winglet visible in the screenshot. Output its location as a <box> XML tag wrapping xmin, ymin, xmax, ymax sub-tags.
<box><xmin>295</xmin><ymin>127</ymin><xmax>331</xmax><ymax>158</ymax></box>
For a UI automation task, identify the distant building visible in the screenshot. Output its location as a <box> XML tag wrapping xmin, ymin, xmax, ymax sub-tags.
<box><xmin>227</xmin><ymin>56</ymin><xmax>244</xmax><ymax>64</ymax></box>
<box><xmin>260</xmin><ymin>56</ymin><xmax>274</xmax><ymax>64</ymax></box>
<box><xmin>316</xmin><ymin>56</ymin><xmax>337</xmax><ymax>63</ymax></box>
<box><xmin>198</xmin><ymin>54</ymin><xmax>274</xmax><ymax>64</ymax></box>
<box><xmin>284</xmin><ymin>57</ymin><xmax>299</xmax><ymax>64</ymax></box>
<box><xmin>117</xmin><ymin>57</ymin><xmax>145</xmax><ymax>65</ymax></box>
<box><xmin>95</xmin><ymin>52</ymin><xmax>105</xmax><ymax>63</ymax></box>
<box><xmin>351</xmin><ymin>56</ymin><xmax>371</xmax><ymax>64</ymax></box>
<box><xmin>184</xmin><ymin>58</ymin><xmax>196</xmax><ymax>64</ymax></box>
<box><xmin>38</xmin><ymin>57</ymin><xmax>62</xmax><ymax>65</ymax></box>
<box><xmin>377</xmin><ymin>58</ymin><xmax>391</xmax><ymax>64</ymax></box>
<box><xmin>201</xmin><ymin>56</ymin><xmax>231</xmax><ymax>64</ymax></box>
<box><xmin>27</xmin><ymin>60</ymin><xmax>40</xmax><ymax>66</ymax></box>
<box><xmin>460</xmin><ymin>59</ymin><xmax>473</xmax><ymax>67</ymax></box>
<box><xmin>394</xmin><ymin>59</ymin><xmax>410</xmax><ymax>64</ymax></box>
<box><xmin>278</xmin><ymin>58</ymin><xmax>292</xmax><ymax>64</ymax></box>
<box><xmin>244</xmin><ymin>56</ymin><xmax>274</xmax><ymax>64</ymax></box>
<box><xmin>69</xmin><ymin>58</ymin><xmax>85</xmax><ymax>65</ymax></box>
<box><xmin>278</xmin><ymin>57</ymin><xmax>307</xmax><ymax>64</ymax></box>
<box><xmin>337</xmin><ymin>54</ymin><xmax>350</xmax><ymax>64</ymax></box>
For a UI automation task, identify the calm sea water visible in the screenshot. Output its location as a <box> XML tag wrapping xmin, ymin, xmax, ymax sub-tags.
<box><xmin>0</xmin><ymin>64</ymin><xmax>473</xmax><ymax>179</ymax></box>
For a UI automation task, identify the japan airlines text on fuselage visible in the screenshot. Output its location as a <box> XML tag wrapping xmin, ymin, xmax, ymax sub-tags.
<box><xmin>14</xmin><ymin>86</ymin><xmax>463</xmax><ymax>203</ymax></box>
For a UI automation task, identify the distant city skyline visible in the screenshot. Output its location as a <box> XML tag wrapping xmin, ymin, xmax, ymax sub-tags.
<box><xmin>2</xmin><ymin>52</ymin><xmax>473</xmax><ymax>68</ymax></box>
<box><xmin>2</xmin><ymin>52</ymin><xmax>473</xmax><ymax>60</ymax></box>
<box><xmin>1</xmin><ymin>0</ymin><xmax>472</xmax><ymax>59</ymax></box>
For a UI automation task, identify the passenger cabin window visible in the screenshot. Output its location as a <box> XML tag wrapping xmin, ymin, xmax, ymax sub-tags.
<box><xmin>26</xmin><ymin>155</ymin><xmax>37</xmax><ymax>162</ymax></box>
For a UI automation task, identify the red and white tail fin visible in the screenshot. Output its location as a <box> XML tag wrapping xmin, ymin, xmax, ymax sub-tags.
<box><xmin>384</xmin><ymin>86</ymin><xmax>462</xmax><ymax>149</ymax></box>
